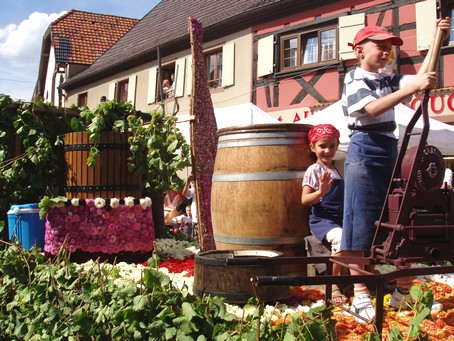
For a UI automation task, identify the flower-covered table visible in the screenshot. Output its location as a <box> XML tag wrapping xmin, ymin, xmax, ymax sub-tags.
<box><xmin>44</xmin><ymin>197</ymin><xmax>154</xmax><ymax>260</ymax></box>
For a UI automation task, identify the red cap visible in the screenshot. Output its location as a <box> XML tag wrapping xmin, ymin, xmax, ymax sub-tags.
<box><xmin>348</xmin><ymin>26</ymin><xmax>403</xmax><ymax>49</ymax></box>
<box><xmin>308</xmin><ymin>124</ymin><xmax>340</xmax><ymax>144</ymax></box>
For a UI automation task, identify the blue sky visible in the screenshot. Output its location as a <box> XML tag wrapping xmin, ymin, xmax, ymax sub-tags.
<box><xmin>0</xmin><ymin>0</ymin><xmax>160</xmax><ymax>101</ymax></box>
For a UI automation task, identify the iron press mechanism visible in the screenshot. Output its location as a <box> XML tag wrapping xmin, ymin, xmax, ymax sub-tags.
<box><xmin>371</xmin><ymin>95</ymin><xmax>454</xmax><ymax>265</ymax></box>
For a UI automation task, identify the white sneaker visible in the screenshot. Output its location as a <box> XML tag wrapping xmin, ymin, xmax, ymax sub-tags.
<box><xmin>351</xmin><ymin>294</ymin><xmax>375</xmax><ymax>323</ymax></box>
<box><xmin>389</xmin><ymin>289</ymin><xmax>443</xmax><ymax>314</ymax></box>
<box><xmin>389</xmin><ymin>289</ymin><xmax>413</xmax><ymax>309</ymax></box>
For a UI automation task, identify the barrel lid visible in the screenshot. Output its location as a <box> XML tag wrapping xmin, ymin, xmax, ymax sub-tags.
<box><xmin>217</xmin><ymin>123</ymin><xmax>312</xmax><ymax>136</ymax></box>
<box><xmin>7</xmin><ymin>203</ymin><xmax>39</xmax><ymax>215</ymax></box>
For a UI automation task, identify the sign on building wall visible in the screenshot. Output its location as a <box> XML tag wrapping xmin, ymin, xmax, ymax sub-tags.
<box><xmin>405</xmin><ymin>90</ymin><xmax>454</xmax><ymax>123</ymax></box>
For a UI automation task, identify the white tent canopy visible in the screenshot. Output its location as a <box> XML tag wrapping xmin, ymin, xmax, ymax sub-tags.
<box><xmin>176</xmin><ymin>103</ymin><xmax>279</xmax><ymax>143</ymax></box>
<box><xmin>298</xmin><ymin>100</ymin><xmax>454</xmax><ymax>159</ymax></box>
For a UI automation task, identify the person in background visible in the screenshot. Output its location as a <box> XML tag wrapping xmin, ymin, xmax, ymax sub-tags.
<box><xmin>162</xmin><ymin>79</ymin><xmax>171</xmax><ymax>99</ymax></box>
<box><xmin>164</xmin><ymin>187</ymin><xmax>183</xmax><ymax>226</ymax></box>
<box><xmin>170</xmin><ymin>73</ymin><xmax>175</xmax><ymax>95</ymax></box>
<box><xmin>301</xmin><ymin>124</ymin><xmax>346</xmax><ymax>304</ymax></box>
<box><xmin>164</xmin><ymin>187</ymin><xmax>182</xmax><ymax>209</ymax></box>
<box><xmin>183</xmin><ymin>175</ymin><xmax>198</xmax><ymax>234</ymax></box>
<box><xmin>341</xmin><ymin>18</ymin><xmax>451</xmax><ymax>322</ymax></box>
<box><xmin>172</xmin><ymin>205</ymin><xmax>193</xmax><ymax>238</ymax></box>
<box><xmin>442</xmin><ymin>167</ymin><xmax>453</xmax><ymax>190</ymax></box>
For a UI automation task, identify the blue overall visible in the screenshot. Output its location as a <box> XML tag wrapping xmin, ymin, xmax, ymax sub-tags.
<box><xmin>341</xmin><ymin>132</ymin><xmax>398</xmax><ymax>251</ymax></box>
<box><xmin>309</xmin><ymin>178</ymin><xmax>344</xmax><ymax>242</ymax></box>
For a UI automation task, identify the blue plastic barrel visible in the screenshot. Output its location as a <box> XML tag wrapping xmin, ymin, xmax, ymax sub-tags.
<box><xmin>7</xmin><ymin>203</ymin><xmax>45</xmax><ymax>250</ymax></box>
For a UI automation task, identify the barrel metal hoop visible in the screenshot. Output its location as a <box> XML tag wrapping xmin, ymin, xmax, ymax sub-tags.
<box><xmin>218</xmin><ymin>139</ymin><xmax>306</xmax><ymax>148</ymax></box>
<box><xmin>64</xmin><ymin>143</ymin><xmax>130</xmax><ymax>151</ymax></box>
<box><xmin>212</xmin><ymin>171</ymin><xmax>305</xmax><ymax>182</ymax></box>
<box><xmin>64</xmin><ymin>185</ymin><xmax>140</xmax><ymax>192</ymax></box>
<box><xmin>193</xmin><ymin>288</ymin><xmax>251</xmax><ymax>302</ymax></box>
<box><xmin>219</xmin><ymin>132</ymin><xmax>304</xmax><ymax>140</ymax></box>
<box><xmin>213</xmin><ymin>234</ymin><xmax>307</xmax><ymax>245</ymax></box>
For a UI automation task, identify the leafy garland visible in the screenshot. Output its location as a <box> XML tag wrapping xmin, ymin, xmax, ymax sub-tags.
<box><xmin>0</xmin><ymin>94</ymin><xmax>71</xmax><ymax>217</ymax></box>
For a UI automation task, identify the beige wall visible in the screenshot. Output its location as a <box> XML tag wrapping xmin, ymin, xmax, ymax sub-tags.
<box><xmin>66</xmin><ymin>28</ymin><xmax>253</xmax><ymax>116</ymax></box>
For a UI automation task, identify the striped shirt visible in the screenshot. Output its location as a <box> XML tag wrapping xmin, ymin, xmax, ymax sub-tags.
<box><xmin>341</xmin><ymin>67</ymin><xmax>408</xmax><ymax>137</ymax></box>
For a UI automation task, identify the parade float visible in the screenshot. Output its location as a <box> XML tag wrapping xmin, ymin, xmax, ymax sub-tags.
<box><xmin>2</xmin><ymin>17</ymin><xmax>454</xmax><ymax>341</ymax></box>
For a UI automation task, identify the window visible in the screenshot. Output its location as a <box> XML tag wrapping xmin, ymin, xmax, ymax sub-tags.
<box><xmin>205</xmin><ymin>49</ymin><xmax>222</xmax><ymax>89</ymax></box>
<box><xmin>440</xmin><ymin>0</ymin><xmax>454</xmax><ymax>46</ymax></box>
<box><xmin>280</xmin><ymin>26</ymin><xmax>337</xmax><ymax>71</ymax></box>
<box><xmin>448</xmin><ymin>3</ymin><xmax>454</xmax><ymax>45</ymax></box>
<box><xmin>116</xmin><ymin>79</ymin><xmax>128</xmax><ymax>102</ymax></box>
<box><xmin>77</xmin><ymin>92</ymin><xmax>87</xmax><ymax>107</ymax></box>
<box><xmin>157</xmin><ymin>63</ymin><xmax>175</xmax><ymax>101</ymax></box>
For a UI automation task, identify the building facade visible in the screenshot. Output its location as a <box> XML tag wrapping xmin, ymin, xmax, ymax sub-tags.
<box><xmin>59</xmin><ymin>0</ymin><xmax>454</xmax><ymax>124</ymax></box>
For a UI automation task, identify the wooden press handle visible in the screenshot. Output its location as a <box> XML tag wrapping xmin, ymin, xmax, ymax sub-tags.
<box><xmin>427</xmin><ymin>26</ymin><xmax>445</xmax><ymax>72</ymax></box>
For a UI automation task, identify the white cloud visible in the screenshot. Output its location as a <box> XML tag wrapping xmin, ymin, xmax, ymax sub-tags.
<box><xmin>0</xmin><ymin>11</ymin><xmax>66</xmax><ymax>100</ymax></box>
<box><xmin>0</xmin><ymin>11</ymin><xmax>66</xmax><ymax>67</ymax></box>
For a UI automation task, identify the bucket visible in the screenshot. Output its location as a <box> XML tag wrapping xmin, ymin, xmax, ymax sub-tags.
<box><xmin>7</xmin><ymin>203</ymin><xmax>45</xmax><ymax>250</ymax></box>
<box><xmin>63</xmin><ymin>132</ymin><xmax>142</xmax><ymax>199</ymax></box>
<box><xmin>211</xmin><ymin>123</ymin><xmax>313</xmax><ymax>259</ymax></box>
<box><xmin>193</xmin><ymin>250</ymin><xmax>287</xmax><ymax>304</ymax></box>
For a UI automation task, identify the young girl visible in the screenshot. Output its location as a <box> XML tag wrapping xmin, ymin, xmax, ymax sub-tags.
<box><xmin>301</xmin><ymin>124</ymin><xmax>345</xmax><ymax>304</ymax></box>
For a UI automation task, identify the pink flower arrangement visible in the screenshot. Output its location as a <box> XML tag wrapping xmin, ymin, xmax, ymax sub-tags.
<box><xmin>44</xmin><ymin>197</ymin><xmax>154</xmax><ymax>255</ymax></box>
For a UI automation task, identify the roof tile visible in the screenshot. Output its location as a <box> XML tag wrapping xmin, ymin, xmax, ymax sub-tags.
<box><xmin>64</xmin><ymin>0</ymin><xmax>285</xmax><ymax>87</ymax></box>
<box><xmin>51</xmin><ymin>10</ymin><xmax>139</xmax><ymax>65</ymax></box>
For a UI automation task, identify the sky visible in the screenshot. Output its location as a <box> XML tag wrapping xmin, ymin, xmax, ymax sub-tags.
<box><xmin>0</xmin><ymin>0</ymin><xmax>161</xmax><ymax>101</ymax></box>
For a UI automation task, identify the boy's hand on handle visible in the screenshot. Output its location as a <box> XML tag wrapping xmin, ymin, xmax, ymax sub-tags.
<box><xmin>411</xmin><ymin>71</ymin><xmax>437</xmax><ymax>92</ymax></box>
<box><xmin>437</xmin><ymin>17</ymin><xmax>451</xmax><ymax>41</ymax></box>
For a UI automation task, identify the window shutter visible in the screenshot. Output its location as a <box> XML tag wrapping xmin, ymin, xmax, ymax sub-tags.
<box><xmin>257</xmin><ymin>35</ymin><xmax>274</xmax><ymax>78</ymax></box>
<box><xmin>416</xmin><ymin>0</ymin><xmax>436</xmax><ymax>51</ymax></box>
<box><xmin>174</xmin><ymin>57</ymin><xmax>186</xmax><ymax>97</ymax></box>
<box><xmin>108</xmin><ymin>82</ymin><xmax>116</xmax><ymax>100</ymax></box>
<box><xmin>147</xmin><ymin>67</ymin><xmax>158</xmax><ymax>104</ymax></box>
<box><xmin>186</xmin><ymin>55</ymin><xmax>192</xmax><ymax>96</ymax></box>
<box><xmin>127</xmin><ymin>75</ymin><xmax>137</xmax><ymax>105</ymax></box>
<box><xmin>338</xmin><ymin>13</ymin><xmax>365</xmax><ymax>60</ymax></box>
<box><xmin>221</xmin><ymin>42</ymin><xmax>235</xmax><ymax>87</ymax></box>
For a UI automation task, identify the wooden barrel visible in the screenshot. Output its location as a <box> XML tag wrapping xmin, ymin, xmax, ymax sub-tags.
<box><xmin>63</xmin><ymin>132</ymin><xmax>141</xmax><ymax>199</ymax></box>
<box><xmin>193</xmin><ymin>250</ymin><xmax>287</xmax><ymax>304</ymax></box>
<box><xmin>211</xmin><ymin>123</ymin><xmax>313</xmax><ymax>259</ymax></box>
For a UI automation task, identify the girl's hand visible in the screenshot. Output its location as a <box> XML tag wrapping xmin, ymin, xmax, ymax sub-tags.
<box><xmin>318</xmin><ymin>170</ymin><xmax>333</xmax><ymax>196</ymax></box>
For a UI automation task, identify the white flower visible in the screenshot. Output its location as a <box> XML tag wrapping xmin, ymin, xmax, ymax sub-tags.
<box><xmin>145</xmin><ymin>196</ymin><xmax>152</xmax><ymax>207</ymax></box>
<box><xmin>94</xmin><ymin>198</ymin><xmax>106</xmax><ymax>208</ymax></box>
<box><xmin>124</xmin><ymin>196</ymin><xmax>135</xmax><ymax>207</ymax></box>
<box><xmin>71</xmin><ymin>198</ymin><xmax>80</xmax><ymax>207</ymax></box>
<box><xmin>140</xmin><ymin>198</ymin><xmax>148</xmax><ymax>210</ymax></box>
<box><xmin>110</xmin><ymin>198</ymin><xmax>120</xmax><ymax>209</ymax></box>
